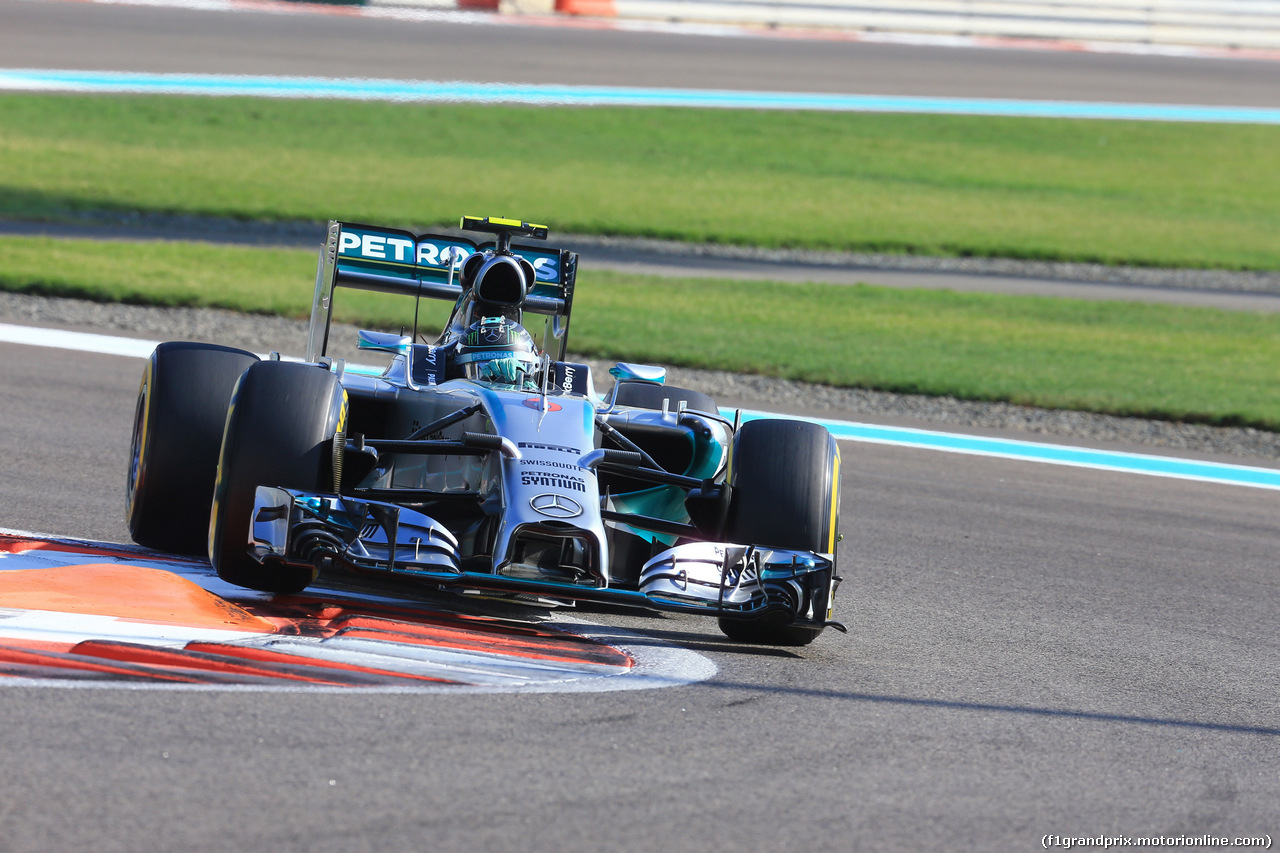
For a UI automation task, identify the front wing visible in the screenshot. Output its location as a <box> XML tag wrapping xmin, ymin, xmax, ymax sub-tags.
<box><xmin>249</xmin><ymin>487</ymin><xmax>841</xmax><ymax>630</ymax></box>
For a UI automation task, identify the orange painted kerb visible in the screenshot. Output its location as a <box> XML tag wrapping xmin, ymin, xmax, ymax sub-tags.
<box><xmin>555</xmin><ymin>0</ymin><xmax>617</xmax><ymax>16</ymax></box>
<box><xmin>0</xmin><ymin>565</ymin><xmax>276</xmax><ymax>632</ymax></box>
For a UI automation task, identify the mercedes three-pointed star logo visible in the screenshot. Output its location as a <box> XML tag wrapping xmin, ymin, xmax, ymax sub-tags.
<box><xmin>530</xmin><ymin>493</ymin><xmax>583</xmax><ymax>519</ymax></box>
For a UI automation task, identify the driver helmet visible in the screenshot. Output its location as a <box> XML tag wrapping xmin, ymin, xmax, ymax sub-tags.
<box><xmin>454</xmin><ymin>316</ymin><xmax>539</xmax><ymax>384</ymax></box>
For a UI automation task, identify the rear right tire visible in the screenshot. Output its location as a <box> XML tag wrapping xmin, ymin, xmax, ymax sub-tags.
<box><xmin>126</xmin><ymin>342</ymin><xmax>258</xmax><ymax>554</ymax></box>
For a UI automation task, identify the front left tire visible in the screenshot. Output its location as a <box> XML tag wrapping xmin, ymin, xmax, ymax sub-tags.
<box><xmin>717</xmin><ymin>418</ymin><xmax>841</xmax><ymax>646</ymax></box>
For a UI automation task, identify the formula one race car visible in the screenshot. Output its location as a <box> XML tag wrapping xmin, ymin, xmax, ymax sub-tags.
<box><xmin>126</xmin><ymin>216</ymin><xmax>843</xmax><ymax>644</ymax></box>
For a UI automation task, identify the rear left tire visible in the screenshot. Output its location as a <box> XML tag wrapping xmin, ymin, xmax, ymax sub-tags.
<box><xmin>612</xmin><ymin>381</ymin><xmax>717</xmax><ymax>416</ymax></box>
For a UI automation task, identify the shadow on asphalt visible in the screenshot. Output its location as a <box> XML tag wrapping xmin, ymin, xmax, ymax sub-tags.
<box><xmin>690</xmin><ymin>680</ymin><xmax>1280</xmax><ymax>737</ymax></box>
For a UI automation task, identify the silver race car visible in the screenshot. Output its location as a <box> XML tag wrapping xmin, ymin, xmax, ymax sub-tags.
<box><xmin>126</xmin><ymin>216</ymin><xmax>843</xmax><ymax>645</ymax></box>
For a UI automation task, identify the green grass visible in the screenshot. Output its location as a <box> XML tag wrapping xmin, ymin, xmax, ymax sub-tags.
<box><xmin>573</xmin><ymin>277</ymin><xmax>1280</xmax><ymax>429</ymax></box>
<box><xmin>4</xmin><ymin>234</ymin><xmax>1279</xmax><ymax>430</ymax></box>
<box><xmin>2</xmin><ymin>94</ymin><xmax>1279</xmax><ymax>269</ymax></box>
<box><xmin>0</xmin><ymin>236</ymin><xmax>440</xmax><ymax>331</ymax></box>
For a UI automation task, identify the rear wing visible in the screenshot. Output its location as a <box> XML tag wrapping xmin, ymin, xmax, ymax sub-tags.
<box><xmin>307</xmin><ymin>220</ymin><xmax>578</xmax><ymax>362</ymax></box>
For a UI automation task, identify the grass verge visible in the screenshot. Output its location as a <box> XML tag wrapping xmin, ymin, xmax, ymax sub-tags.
<box><xmin>3</xmin><ymin>235</ymin><xmax>1278</xmax><ymax>430</ymax></box>
<box><xmin>2</xmin><ymin>94</ymin><xmax>1279</xmax><ymax>269</ymax></box>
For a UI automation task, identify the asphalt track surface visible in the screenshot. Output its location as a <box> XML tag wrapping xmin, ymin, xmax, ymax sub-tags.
<box><xmin>4</xmin><ymin>0</ymin><xmax>1280</xmax><ymax>107</ymax></box>
<box><xmin>2</xmin><ymin>3</ymin><xmax>1280</xmax><ymax>850</ymax></box>
<box><xmin>4</xmin><ymin>322</ymin><xmax>1280</xmax><ymax>851</ymax></box>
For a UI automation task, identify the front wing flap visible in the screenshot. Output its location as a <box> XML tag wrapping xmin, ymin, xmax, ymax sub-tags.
<box><xmin>639</xmin><ymin>542</ymin><xmax>841</xmax><ymax>630</ymax></box>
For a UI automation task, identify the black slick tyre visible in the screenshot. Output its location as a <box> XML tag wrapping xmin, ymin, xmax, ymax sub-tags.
<box><xmin>718</xmin><ymin>418</ymin><xmax>840</xmax><ymax>646</ymax></box>
<box><xmin>612</xmin><ymin>382</ymin><xmax>717</xmax><ymax>416</ymax></box>
<box><xmin>209</xmin><ymin>361</ymin><xmax>345</xmax><ymax>594</ymax></box>
<box><xmin>126</xmin><ymin>342</ymin><xmax>258</xmax><ymax>554</ymax></box>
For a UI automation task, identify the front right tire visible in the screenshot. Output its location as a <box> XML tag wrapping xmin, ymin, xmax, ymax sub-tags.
<box><xmin>209</xmin><ymin>361</ymin><xmax>346</xmax><ymax>595</ymax></box>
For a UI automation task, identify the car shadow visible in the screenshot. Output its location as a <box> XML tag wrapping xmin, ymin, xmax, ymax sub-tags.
<box><xmin>687</xmin><ymin>679</ymin><xmax>1280</xmax><ymax>737</ymax></box>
